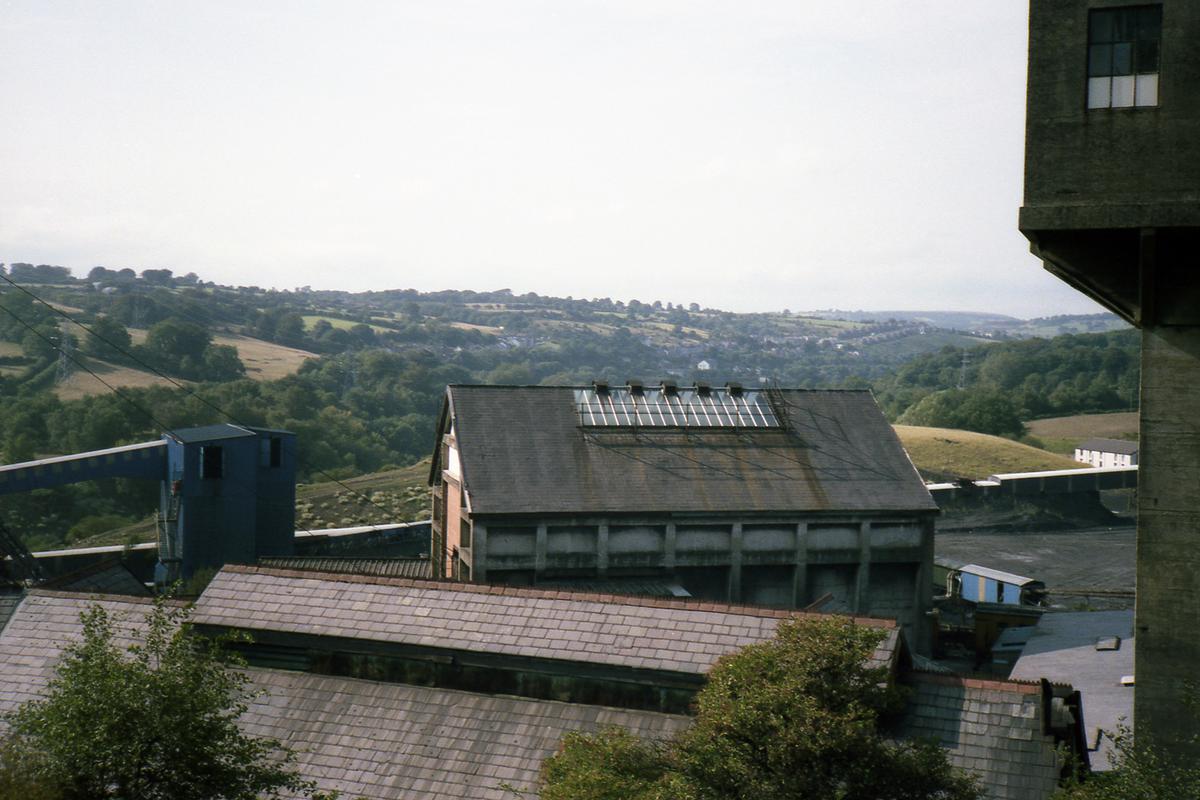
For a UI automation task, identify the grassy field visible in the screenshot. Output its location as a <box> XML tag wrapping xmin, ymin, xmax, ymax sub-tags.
<box><xmin>55</xmin><ymin>358</ymin><xmax>182</xmax><ymax>401</ymax></box>
<box><xmin>127</xmin><ymin>328</ymin><xmax>316</xmax><ymax>382</ymax></box>
<box><xmin>449</xmin><ymin>321</ymin><xmax>503</xmax><ymax>335</ymax></box>
<box><xmin>300</xmin><ymin>314</ymin><xmax>392</xmax><ymax>334</ymax></box>
<box><xmin>893</xmin><ymin>424</ymin><xmax>1083</xmax><ymax>480</ymax></box>
<box><xmin>1025</xmin><ymin>411</ymin><xmax>1138</xmax><ymax>456</ymax></box>
<box><xmin>0</xmin><ymin>341</ymin><xmax>24</xmax><ymax>357</ymax></box>
<box><xmin>211</xmin><ymin>333</ymin><xmax>316</xmax><ymax>381</ymax></box>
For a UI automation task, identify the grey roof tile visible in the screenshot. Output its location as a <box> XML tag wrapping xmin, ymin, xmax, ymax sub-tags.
<box><xmin>446</xmin><ymin>386</ymin><xmax>936</xmax><ymax>515</ymax></box>
<box><xmin>192</xmin><ymin>566</ymin><xmax>899</xmax><ymax>677</ymax></box>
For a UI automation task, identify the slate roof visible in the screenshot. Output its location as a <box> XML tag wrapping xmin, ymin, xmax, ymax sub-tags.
<box><xmin>0</xmin><ymin>591</ymin><xmax>686</xmax><ymax>799</ymax></box>
<box><xmin>0</xmin><ymin>589</ymin><xmax>23</xmax><ymax>634</ymax></box>
<box><xmin>1010</xmin><ymin>610</ymin><xmax>1135</xmax><ymax>770</ymax></box>
<box><xmin>0</xmin><ymin>591</ymin><xmax>162</xmax><ymax>715</ymax></box>
<box><xmin>1076</xmin><ymin>438</ymin><xmax>1139</xmax><ymax>455</ymax></box>
<box><xmin>896</xmin><ymin>673</ymin><xmax>1060</xmax><ymax>800</ymax></box>
<box><xmin>243</xmin><ymin>670</ymin><xmax>688</xmax><ymax>800</ymax></box>
<box><xmin>258</xmin><ymin>556</ymin><xmax>433</xmax><ymax>580</ymax></box>
<box><xmin>192</xmin><ymin>565</ymin><xmax>899</xmax><ymax>676</ymax></box>
<box><xmin>441</xmin><ymin>386</ymin><xmax>937</xmax><ymax>515</ymax></box>
<box><xmin>40</xmin><ymin>558</ymin><xmax>151</xmax><ymax>596</ymax></box>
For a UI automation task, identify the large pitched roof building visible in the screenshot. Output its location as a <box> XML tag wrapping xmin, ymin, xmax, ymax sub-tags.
<box><xmin>430</xmin><ymin>383</ymin><xmax>938</xmax><ymax>651</ymax></box>
<box><xmin>0</xmin><ymin>569</ymin><xmax>1082</xmax><ymax>800</ymax></box>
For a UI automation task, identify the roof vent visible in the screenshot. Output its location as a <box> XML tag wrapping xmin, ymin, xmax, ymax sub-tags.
<box><xmin>661</xmin><ymin>379</ymin><xmax>678</xmax><ymax>396</ymax></box>
<box><xmin>627</xmin><ymin>379</ymin><xmax>645</xmax><ymax>396</ymax></box>
<box><xmin>593</xmin><ymin>380</ymin><xmax>609</xmax><ymax>394</ymax></box>
<box><xmin>726</xmin><ymin>381</ymin><xmax>744</xmax><ymax>397</ymax></box>
<box><xmin>695</xmin><ymin>381</ymin><xmax>711</xmax><ymax>396</ymax></box>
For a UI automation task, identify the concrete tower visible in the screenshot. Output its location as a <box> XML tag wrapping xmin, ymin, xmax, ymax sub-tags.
<box><xmin>1020</xmin><ymin>0</ymin><xmax>1200</xmax><ymax>757</ymax></box>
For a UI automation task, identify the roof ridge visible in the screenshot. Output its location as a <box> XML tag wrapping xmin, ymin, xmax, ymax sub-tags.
<box><xmin>225</xmin><ymin>565</ymin><xmax>897</xmax><ymax>627</ymax></box>
<box><xmin>26</xmin><ymin>588</ymin><xmax>185</xmax><ymax>606</ymax></box>
<box><xmin>906</xmin><ymin>670</ymin><xmax>1045</xmax><ymax>694</ymax></box>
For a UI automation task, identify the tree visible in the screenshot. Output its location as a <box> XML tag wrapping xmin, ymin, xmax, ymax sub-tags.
<box><xmin>82</xmin><ymin>316</ymin><xmax>133</xmax><ymax>363</ymax></box>
<box><xmin>539</xmin><ymin>617</ymin><xmax>982</xmax><ymax>800</ymax></box>
<box><xmin>1</xmin><ymin>598</ymin><xmax>337</xmax><ymax>800</ymax></box>
<box><xmin>1053</xmin><ymin>720</ymin><xmax>1200</xmax><ymax>800</ymax></box>
<box><xmin>144</xmin><ymin>317</ymin><xmax>211</xmax><ymax>362</ymax></box>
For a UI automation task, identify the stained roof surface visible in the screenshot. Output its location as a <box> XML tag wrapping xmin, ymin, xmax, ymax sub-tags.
<box><xmin>897</xmin><ymin>674</ymin><xmax>1060</xmax><ymax>800</ymax></box>
<box><xmin>1</xmin><ymin>584</ymin><xmax>1065</xmax><ymax>800</ymax></box>
<box><xmin>257</xmin><ymin>556</ymin><xmax>433</xmax><ymax>580</ymax></box>
<box><xmin>192</xmin><ymin>566</ymin><xmax>898</xmax><ymax>676</ymax></box>
<box><xmin>444</xmin><ymin>386</ymin><xmax>936</xmax><ymax>515</ymax></box>
<box><xmin>0</xmin><ymin>591</ymin><xmax>686</xmax><ymax>800</ymax></box>
<box><xmin>1076</xmin><ymin>438</ymin><xmax>1139</xmax><ymax>455</ymax></box>
<box><xmin>1010</xmin><ymin>610</ymin><xmax>1135</xmax><ymax>770</ymax></box>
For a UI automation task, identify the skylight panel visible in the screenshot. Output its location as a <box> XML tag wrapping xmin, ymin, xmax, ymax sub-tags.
<box><xmin>575</xmin><ymin>386</ymin><xmax>781</xmax><ymax>428</ymax></box>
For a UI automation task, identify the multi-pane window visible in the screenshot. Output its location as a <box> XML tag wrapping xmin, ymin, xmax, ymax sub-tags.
<box><xmin>1088</xmin><ymin>5</ymin><xmax>1161</xmax><ymax>109</ymax></box>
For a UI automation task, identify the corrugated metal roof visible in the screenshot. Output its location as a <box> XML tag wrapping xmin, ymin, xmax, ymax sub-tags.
<box><xmin>445</xmin><ymin>386</ymin><xmax>937</xmax><ymax>515</ymax></box>
<box><xmin>192</xmin><ymin>566</ymin><xmax>899</xmax><ymax>677</ymax></box>
<box><xmin>166</xmin><ymin>424</ymin><xmax>256</xmax><ymax>444</ymax></box>
<box><xmin>960</xmin><ymin>564</ymin><xmax>1037</xmax><ymax>586</ymax></box>
<box><xmin>258</xmin><ymin>556</ymin><xmax>432</xmax><ymax>580</ymax></box>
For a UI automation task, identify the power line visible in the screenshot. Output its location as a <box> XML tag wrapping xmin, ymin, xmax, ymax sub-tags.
<box><xmin>0</xmin><ymin>275</ymin><xmax>435</xmax><ymax>556</ymax></box>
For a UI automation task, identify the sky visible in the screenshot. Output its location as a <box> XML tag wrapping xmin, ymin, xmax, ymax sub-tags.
<box><xmin>0</xmin><ymin>1</ymin><xmax>1106</xmax><ymax>318</ymax></box>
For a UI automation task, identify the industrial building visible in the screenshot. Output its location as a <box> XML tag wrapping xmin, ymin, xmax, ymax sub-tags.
<box><xmin>1020</xmin><ymin>0</ymin><xmax>1200</xmax><ymax>756</ymax></box>
<box><xmin>0</xmin><ymin>566</ymin><xmax>1085</xmax><ymax>799</ymax></box>
<box><xmin>429</xmin><ymin>383</ymin><xmax>939</xmax><ymax>652</ymax></box>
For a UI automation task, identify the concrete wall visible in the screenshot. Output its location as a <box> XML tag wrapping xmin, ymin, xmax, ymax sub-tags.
<box><xmin>468</xmin><ymin>514</ymin><xmax>935</xmax><ymax>653</ymax></box>
<box><xmin>1024</xmin><ymin>0</ymin><xmax>1200</xmax><ymax>218</ymax></box>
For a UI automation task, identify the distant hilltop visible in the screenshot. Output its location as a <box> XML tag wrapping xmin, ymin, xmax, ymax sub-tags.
<box><xmin>803</xmin><ymin>309</ymin><xmax>1127</xmax><ymax>337</ymax></box>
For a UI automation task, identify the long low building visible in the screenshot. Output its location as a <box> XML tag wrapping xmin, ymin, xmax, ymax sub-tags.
<box><xmin>0</xmin><ymin>567</ymin><xmax>1085</xmax><ymax>799</ymax></box>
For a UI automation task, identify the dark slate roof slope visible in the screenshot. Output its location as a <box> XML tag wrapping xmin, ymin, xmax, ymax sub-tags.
<box><xmin>0</xmin><ymin>590</ymin><xmax>23</xmax><ymax>634</ymax></box>
<box><xmin>897</xmin><ymin>673</ymin><xmax>1060</xmax><ymax>800</ymax></box>
<box><xmin>0</xmin><ymin>591</ymin><xmax>161</xmax><ymax>716</ymax></box>
<box><xmin>1077</xmin><ymin>437</ymin><xmax>1139</xmax><ymax>455</ymax></box>
<box><xmin>447</xmin><ymin>386</ymin><xmax>936</xmax><ymax>515</ymax></box>
<box><xmin>193</xmin><ymin>566</ymin><xmax>899</xmax><ymax>676</ymax></box>
<box><xmin>244</xmin><ymin>670</ymin><xmax>687</xmax><ymax>800</ymax></box>
<box><xmin>0</xmin><ymin>589</ymin><xmax>687</xmax><ymax>800</ymax></box>
<box><xmin>40</xmin><ymin>558</ymin><xmax>151</xmax><ymax>596</ymax></box>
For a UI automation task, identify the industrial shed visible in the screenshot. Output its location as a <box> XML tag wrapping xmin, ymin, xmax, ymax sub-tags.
<box><xmin>0</xmin><ymin>568</ymin><xmax>1084</xmax><ymax>800</ymax></box>
<box><xmin>429</xmin><ymin>383</ymin><xmax>938</xmax><ymax>652</ymax></box>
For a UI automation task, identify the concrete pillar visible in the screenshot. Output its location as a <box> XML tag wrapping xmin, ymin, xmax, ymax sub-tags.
<box><xmin>729</xmin><ymin>523</ymin><xmax>743</xmax><ymax>603</ymax></box>
<box><xmin>472</xmin><ymin>523</ymin><xmax>487</xmax><ymax>582</ymax></box>
<box><xmin>535</xmin><ymin>523</ymin><xmax>548</xmax><ymax>576</ymax></box>
<box><xmin>855</xmin><ymin>521</ymin><xmax>871</xmax><ymax>614</ymax></box>
<box><xmin>793</xmin><ymin>522</ymin><xmax>808</xmax><ymax>608</ymax></box>
<box><xmin>1136</xmin><ymin>326</ymin><xmax>1200</xmax><ymax>756</ymax></box>
<box><xmin>597</xmin><ymin>523</ymin><xmax>609</xmax><ymax>576</ymax></box>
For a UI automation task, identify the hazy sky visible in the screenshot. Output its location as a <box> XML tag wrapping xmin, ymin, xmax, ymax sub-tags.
<box><xmin>1</xmin><ymin>1</ymin><xmax>1105</xmax><ymax>318</ymax></box>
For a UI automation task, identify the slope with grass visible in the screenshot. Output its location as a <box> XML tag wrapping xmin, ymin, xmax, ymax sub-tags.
<box><xmin>893</xmin><ymin>424</ymin><xmax>1084</xmax><ymax>481</ymax></box>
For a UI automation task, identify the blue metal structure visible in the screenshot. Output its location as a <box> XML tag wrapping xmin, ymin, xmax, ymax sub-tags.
<box><xmin>955</xmin><ymin>564</ymin><xmax>1042</xmax><ymax>606</ymax></box>
<box><xmin>0</xmin><ymin>424</ymin><xmax>295</xmax><ymax>582</ymax></box>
